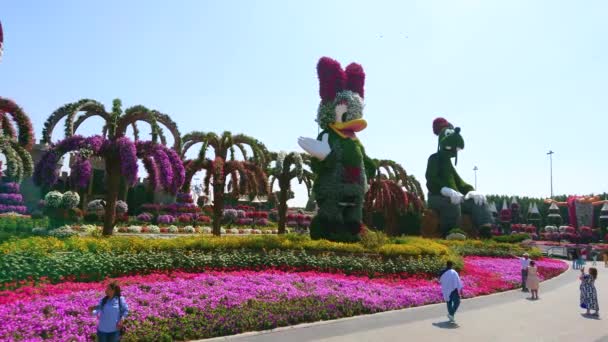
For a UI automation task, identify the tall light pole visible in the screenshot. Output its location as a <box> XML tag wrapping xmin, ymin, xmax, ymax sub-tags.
<box><xmin>547</xmin><ymin>150</ymin><xmax>554</xmax><ymax>198</ymax></box>
<box><xmin>473</xmin><ymin>166</ymin><xmax>478</xmax><ymax>189</ymax></box>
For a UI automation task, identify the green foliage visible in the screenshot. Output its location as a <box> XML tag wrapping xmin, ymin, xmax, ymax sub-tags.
<box><xmin>360</xmin><ymin>229</ymin><xmax>388</xmax><ymax>250</ymax></box>
<box><xmin>492</xmin><ymin>233</ymin><xmax>531</xmax><ymax>243</ymax></box>
<box><xmin>0</xmin><ymin>216</ymin><xmax>48</xmax><ymax>242</ymax></box>
<box><xmin>439</xmin><ymin>239</ymin><xmax>541</xmax><ymax>258</ymax></box>
<box><xmin>478</xmin><ymin>225</ymin><xmax>492</xmax><ymax>239</ymax></box>
<box><xmin>0</xmin><ymin>248</ymin><xmax>460</xmax><ymax>289</ymax></box>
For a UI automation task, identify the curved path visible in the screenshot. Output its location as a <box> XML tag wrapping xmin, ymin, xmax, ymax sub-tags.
<box><xmin>203</xmin><ymin>262</ymin><xmax>607</xmax><ymax>342</ymax></box>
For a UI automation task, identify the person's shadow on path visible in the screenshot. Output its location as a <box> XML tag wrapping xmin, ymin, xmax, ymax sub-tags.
<box><xmin>432</xmin><ymin>321</ymin><xmax>460</xmax><ymax>329</ymax></box>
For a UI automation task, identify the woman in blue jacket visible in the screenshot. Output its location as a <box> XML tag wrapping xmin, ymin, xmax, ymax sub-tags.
<box><xmin>92</xmin><ymin>281</ymin><xmax>129</xmax><ymax>341</ymax></box>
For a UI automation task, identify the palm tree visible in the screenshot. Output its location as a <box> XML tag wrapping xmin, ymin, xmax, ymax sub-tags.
<box><xmin>267</xmin><ymin>151</ymin><xmax>313</xmax><ymax>234</ymax></box>
<box><xmin>181</xmin><ymin>131</ymin><xmax>269</xmax><ymax>235</ymax></box>
<box><xmin>0</xmin><ymin>97</ymin><xmax>35</xmax><ymax>182</ymax></box>
<box><xmin>34</xmin><ymin>99</ymin><xmax>185</xmax><ymax>235</ymax></box>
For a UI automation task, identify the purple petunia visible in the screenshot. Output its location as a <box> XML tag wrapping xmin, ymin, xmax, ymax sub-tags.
<box><xmin>70</xmin><ymin>155</ymin><xmax>92</xmax><ymax>189</ymax></box>
<box><xmin>117</xmin><ymin>137</ymin><xmax>138</xmax><ymax>186</ymax></box>
<box><xmin>157</xmin><ymin>214</ymin><xmax>175</xmax><ymax>224</ymax></box>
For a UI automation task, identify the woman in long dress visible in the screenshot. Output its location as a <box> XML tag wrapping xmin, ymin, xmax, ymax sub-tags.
<box><xmin>526</xmin><ymin>260</ymin><xmax>540</xmax><ymax>300</ymax></box>
<box><xmin>580</xmin><ymin>267</ymin><xmax>599</xmax><ymax>317</ymax></box>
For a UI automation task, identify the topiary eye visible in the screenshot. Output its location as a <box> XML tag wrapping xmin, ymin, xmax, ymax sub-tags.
<box><xmin>341</xmin><ymin>112</ymin><xmax>348</xmax><ymax>123</ymax></box>
<box><xmin>334</xmin><ymin>104</ymin><xmax>348</xmax><ymax>123</ymax></box>
<box><xmin>444</xmin><ymin>128</ymin><xmax>455</xmax><ymax>137</ymax></box>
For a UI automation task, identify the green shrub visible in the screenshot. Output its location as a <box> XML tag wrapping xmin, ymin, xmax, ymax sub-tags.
<box><xmin>360</xmin><ymin>229</ymin><xmax>388</xmax><ymax>250</ymax></box>
<box><xmin>439</xmin><ymin>239</ymin><xmax>541</xmax><ymax>258</ymax></box>
<box><xmin>478</xmin><ymin>226</ymin><xmax>492</xmax><ymax>239</ymax></box>
<box><xmin>492</xmin><ymin>233</ymin><xmax>530</xmax><ymax>243</ymax></box>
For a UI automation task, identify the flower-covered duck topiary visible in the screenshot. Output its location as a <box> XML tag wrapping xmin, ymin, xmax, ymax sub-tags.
<box><xmin>297</xmin><ymin>57</ymin><xmax>376</xmax><ymax>242</ymax></box>
<box><xmin>425</xmin><ymin>117</ymin><xmax>493</xmax><ymax>236</ymax></box>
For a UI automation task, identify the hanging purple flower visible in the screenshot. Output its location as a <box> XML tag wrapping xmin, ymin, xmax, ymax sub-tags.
<box><xmin>85</xmin><ymin>135</ymin><xmax>105</xmax><ymax>154</ymax></box>
<box><xmin>70</xmin><ymin>155</ymin><xmax>92</xmax><ymax>189</ymax></box>
<box><xmin>151</xmin><ymin>146</ymin><xmax>173</xmax><ymax>190</ymax></box>
<box><xmin>116</xmin><ymin>137</ymin><xmax>138</xmax><ymax>186</ymax></box>
<box><xmin>33</xmin><ymin>150</ymin><xmax>60</xmax><ymax>186</ymax></box>
<box><xmin>165</xmin><ymin>147</ymin><xmax>185</xmax><ymax>193</ymax></box>
<box><xmin>142</xmin><ymin>156</ymin><xmax>160</xmax><ymax>190</ymax></box>
<box><xmin>55</xmin><ymin>135</ymin><xmax>87</xmax><ymax>154</ymax></box>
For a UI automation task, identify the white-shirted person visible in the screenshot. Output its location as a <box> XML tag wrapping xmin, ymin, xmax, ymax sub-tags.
<box><xmin>439</xmin><ymin>260</ymin><xmax>464</xmax><ymax>323</ymax></box>
<box><xmin>520</xmin><ymin>253</ymin><xmax>530</xmax><ymax>292</ymax></box>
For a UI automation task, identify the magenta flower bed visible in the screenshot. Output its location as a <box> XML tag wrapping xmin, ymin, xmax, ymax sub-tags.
<box><xmin>0</xmin><ymin>257</ymin><xmax>566</xmax><ymax>341</ymax></box>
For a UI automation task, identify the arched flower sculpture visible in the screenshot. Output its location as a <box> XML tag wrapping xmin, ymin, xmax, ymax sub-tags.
<box><xmin>0</xmin><ymin>97</ymin><xmax>35</xmax><ymax>183</ymax></box>
<box><xmin>181</xmin><ymin>131</ymin><xmax>269</xmax><ymax>236</ymax></box>
<box><xmin>268</xmin><ymin>151</ymin><xmax>313</xmax><ymax>234</ymax></box>
<box><xmin>34</xmin><ymin>99</ymin><xmax>185</xmax><ymax>235</ymax></box>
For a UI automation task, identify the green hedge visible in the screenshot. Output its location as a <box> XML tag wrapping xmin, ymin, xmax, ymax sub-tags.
<box><xmin>492</xmin><ymin>233</ymin><xmax>531</xmax><ymax>244</ymax></box>
<box><xmin>0</xmin><ymin>235</ymin><xmax>450</xmax><ymax>259</ymax></box>
<box><xmin>439</xmin><ymin>240</ymin><xmax>542</xmax><ymax>258</ymax></box>
<box><xmin>0</xmin><ymin>249</ymin><xmax>459</xmax><ymax>289</ymax></box>
<box><xmin>0</xmin><ymin>235</ymin><xmax>540</xmax><ymax>289</ymax></box>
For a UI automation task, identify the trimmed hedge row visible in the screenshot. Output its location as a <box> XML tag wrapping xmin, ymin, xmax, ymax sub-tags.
<box><xmin>439</xmin><ymin>240</ymin><xmax>542</xmax><ymax>258</ymax></box>
<box><xmin>0</xmin><ymin>235</ymin><xmax>539</xmax><ymax>289</ymax></box>
<box><xmin>0</xmin><ymin>249</ymin><xmax>459</xmax><ymax>289</ymax></box>
<box><xmin>0</xmin><ymin>235</ymin><xmax>450</xmax><ymax>259</ymax></box>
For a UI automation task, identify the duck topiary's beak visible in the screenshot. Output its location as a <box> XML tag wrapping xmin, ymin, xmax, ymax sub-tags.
<box><xmin>330</xmin><ymin>119</ymin><xmax>367</xmax><ymax>139</ymax></box>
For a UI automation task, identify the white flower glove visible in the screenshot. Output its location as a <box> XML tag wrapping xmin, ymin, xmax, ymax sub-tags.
<box><xmin>298</xmin><ymin>134</ymin><xmax>331</xmax><ymax>160</ymax></box>
<box><xmin>464</xmin><ymin>191</ymin><xmax>486</xmax><ymax>206</ymax></box>
<box><xmin>440</xmin><ymin>187</ymin><xmax>464</xmax><ymax>205</ymax></box>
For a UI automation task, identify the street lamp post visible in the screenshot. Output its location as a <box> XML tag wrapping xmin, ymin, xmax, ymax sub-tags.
<box><xmin>547</xmin><ymin>150</ymin><xmax>554</xmax><ymax>198</ymax></box>
<box><xmin>473</xmin><ymin>166</ymin><xmax>478</xmax><ymax>190</ymax></box>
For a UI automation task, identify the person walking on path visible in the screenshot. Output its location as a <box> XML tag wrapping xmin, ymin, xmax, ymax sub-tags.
<box><xmin>92</xmin><ymin>281</ymin><xmax>129</xmax><ymax>342</ymax></box>
<box><xmin>526</xmin><ymin>260</ymin><xmax>540</xmax><ymax>300</ymax></box>
<box><xmin>604</xmin><ymin>251</ymin><xmax>608</xmax><ymax>268</ymax></box>
<box><xmin>579</xmin><ymin>267</ymin><xmax>599</xmax><ymax>317</ymax></box>
<box><xmin>572</xmin><ymin>249</ymin><xmax>579</xmax><ymax>270</ymax></box>
<box><xmin>439</xmin><ymin>260</ymin><xmax>463</xmax><ymax>324</ymax></box>
<box><xmin>519</xmin><ymin>253</ymin><xmax>530</xmax><ymax>292</ymax></box>
<box><xmin>592</xmin><ymin>250</ymin><xmax>598</xmax><ymax>266</ymax></box>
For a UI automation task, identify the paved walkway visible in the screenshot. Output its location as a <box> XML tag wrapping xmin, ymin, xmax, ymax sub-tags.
<box><xmin>203</xmin><ymin>262</ymin><xmax>607</xmax><ymax>342</ymax></box>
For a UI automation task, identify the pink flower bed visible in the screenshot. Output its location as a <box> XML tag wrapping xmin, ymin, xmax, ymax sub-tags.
<box><xmin>0</xmin><ymin>257</ymin><xmax>567</xmax><ymax>341</ymax></box>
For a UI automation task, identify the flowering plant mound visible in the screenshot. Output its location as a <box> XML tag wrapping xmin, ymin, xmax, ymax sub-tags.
<box><xmin>0</xmin><ymin>257</ymin><xmax>566</xmax><ymax>341</ymax></box>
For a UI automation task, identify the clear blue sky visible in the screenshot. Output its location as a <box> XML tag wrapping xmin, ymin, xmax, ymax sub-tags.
<box><xmin>1</xmin><ymin>0</ymin><xmax>607</xmax><ymax>206</ymax></box>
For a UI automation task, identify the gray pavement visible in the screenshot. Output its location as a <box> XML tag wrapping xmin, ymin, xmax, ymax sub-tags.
<box><xmin>201</xmin><ymin>261</ymin><xmax>607</xmax><ymax>342</ymax></box>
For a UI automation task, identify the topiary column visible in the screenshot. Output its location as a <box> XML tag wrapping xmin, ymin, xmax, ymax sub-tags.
<box><xmin>0</xmin><ymin>180</ymin><xmax>27</xmax><ymax>215</ymax></box>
